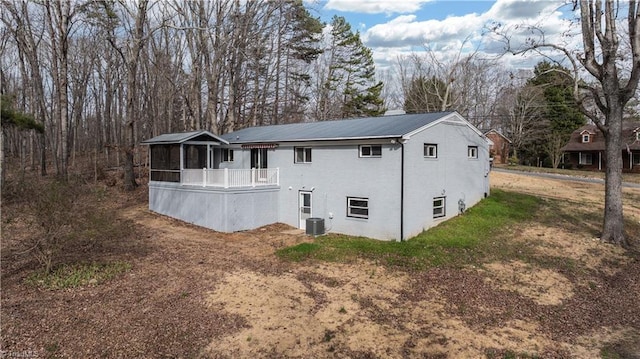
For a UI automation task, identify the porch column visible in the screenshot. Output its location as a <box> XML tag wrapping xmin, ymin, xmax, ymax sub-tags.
<box><xmin>598</xmin><ymin>152</ymin><xmax>602</xmax><ymax>171</ymax></box>
<box><xmin>180</xmin><ymin>144</ymin><xmax>184</xmax><ymax>183</ymax></box>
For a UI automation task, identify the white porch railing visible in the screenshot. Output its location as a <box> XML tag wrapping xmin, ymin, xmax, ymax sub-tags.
<box><xmin>181</xmin><ymin>168</ymin><xmax>279</xmax><ymax>188</ymax></box>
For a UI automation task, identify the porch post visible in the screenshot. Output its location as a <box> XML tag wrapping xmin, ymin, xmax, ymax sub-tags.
<box><xmin>251</xmin><ymin>168</ymin><xmax>256</xmax><ymax>187</ymax></box>
<box><xmin>202</xmin><ymin>168</ymin><xmax>206</xmax><ymax>187</ymax></box>
<box><xmin>598</xmin><ymin>152</ymin><xmax>602</xmax><ymax>171</ymax></box>
<box><xmin>224</xmin><ymin>168</ymin><xmax>229</xmax><ymax>189</ymax></box>
<box><xmin>276</xmin><ymin>167</ymin><xmax>280</xmax><ymax>186</ymax></box>
<box><xmin>180</xmin><ymin>144</ymin><xmax>184</xmax><ymax>183</ymax></box>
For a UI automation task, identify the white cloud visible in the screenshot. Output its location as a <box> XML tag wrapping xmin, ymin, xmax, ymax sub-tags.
<box><xmin>364</xmin><ymin>13</ymin><xmax>486</xmax><ymax>49</ymax></box>
<box><xmin>324</xmin><ymin>0</ymin><xmax>432</xmax><ymax>15</ymax></box>
<box><xmin>361</xmin><ymin>0</ymin><xmax>579</xmax><ymax>71</ymax></box>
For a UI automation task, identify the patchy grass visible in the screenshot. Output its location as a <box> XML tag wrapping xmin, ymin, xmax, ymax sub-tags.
<box><xmin>26</xmin><ymin>261</ymin><xmax>132</xmax><ymax>290</ymax></box>
<box><xmin>277</xmin><ymin>190</ymin><xmax>541</xmax><ymax>269</ymax></box>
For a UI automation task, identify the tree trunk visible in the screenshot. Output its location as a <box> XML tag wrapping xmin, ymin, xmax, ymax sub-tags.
<box><xmin>601</xmin><ymin>106</ymin><xmax>626</xmax><ymax>245</ymax></box>
<box><xmin>122</xmin><ymin>0</ymin><xmax>149</xmax><ymax>191</ymax></box>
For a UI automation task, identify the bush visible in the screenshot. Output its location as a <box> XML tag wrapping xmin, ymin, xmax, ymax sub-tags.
<box><xmin>28</xmin><ymin>180</ymin><xmax>77</xmax><ymax>273</ymax></box>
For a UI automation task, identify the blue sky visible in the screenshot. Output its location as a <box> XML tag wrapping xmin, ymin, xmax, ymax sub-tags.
<box><xmin>306</xmin><ymin>0</ymin><xmax>578</xmax><ymax>71</ymax></box>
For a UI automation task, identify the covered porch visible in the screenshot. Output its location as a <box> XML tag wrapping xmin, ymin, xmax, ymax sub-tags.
<box><xmin>142</xmin><ymin>130</ymin><xmax>279</xmax><ymax>188</ymax></box>
<box><xmin>142</xmin><ymin>130</ymin><xmax>280</xmax><ymax>233</ymax></box>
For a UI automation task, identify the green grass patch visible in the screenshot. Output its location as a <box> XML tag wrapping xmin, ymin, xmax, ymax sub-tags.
<box><xmin>277</xmin><ymin>190</ymin><xmax>541</xmax><ymax>269</ymax></box>
<box><xmin>26</xmin><ymin>261</ymin><xmax>132</xmax><ymax>290</ymax></box>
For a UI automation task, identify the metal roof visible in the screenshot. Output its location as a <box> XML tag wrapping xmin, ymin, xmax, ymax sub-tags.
<box><xmin>142</xmin><ymin>130</ymin><xmax>229</xmax><ymax>145</ymax></box>
<box><xmin>221</xmin><ymin>112</ymin><xmax>456</xmax><ymax>143</ymax></box>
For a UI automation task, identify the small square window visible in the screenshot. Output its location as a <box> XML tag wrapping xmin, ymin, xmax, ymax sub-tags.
<box><xmin>359</xmin><ymin>145</ymin><xmax>382</xmax><ymax>157</ymax></box>
<box><xmin>424</xmin><ymin>144</ymin><xmax>438</xmax><ymax>158</ymax></box>
<box><xmin>433</xmin><ymin>197</ymin><xmax>446</xmax><ymax>218</ymax></box>
<box><xmin>221</xmin><ymin>148</ymin><xmax>234</xmax><ymax>162</ymax></box>
<box><xmin>633</xmin><ymin>153</ymin><xmax>640</xmax><ymax>165</ymax></box>
<box><xmin>582</xmin><ymin>134</ymin><xmax>590</xmax><ymax>143</ymax></box>
<box><xmin>468</xmin><ymin>146</ymin><xmax>478</xmax><ymax>159</ymax></box>
<box><xmin>347</xmin><ymin>197</ymin><xmax>369</xmax><ymax>219</ymax></box>
<box><xmin>294</xmin><ymin>147</ymin><xmax>312</xmax><ymax>163</ymax></box>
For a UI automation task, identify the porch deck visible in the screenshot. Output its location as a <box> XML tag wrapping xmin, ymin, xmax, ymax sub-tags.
<box><xmin>180</xmin><ymin>168</ymin><xmax>279</xmax><ymax>188</ymax></box>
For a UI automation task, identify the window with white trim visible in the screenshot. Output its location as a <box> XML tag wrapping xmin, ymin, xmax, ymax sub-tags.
<box><xmin>359</xmin><ymin>145</ymin><xmax>382</xmax><ymax>157</ymax></box>
<box><xmin>221</xmin><ymin>148</ymin><xmax>234</xmax><ymax>162</ymax></box>
<box><xmin>582</xmin><ymin>134</ymin><xmax>590</xmax><ymax>143</ymax></box>
<box><xmin>579</xmin><ymin>153</ymin><xmax>593</xmax><ymax>165</ymax></box>
<box><xmin>468</xmin><ymin>146</ymin><xmax>478</xmax><ymax>159</ymax></box>
<box><xmin>294</xmin><ymin>147</ymin><xmax>312</xmax><ymax>163</ymax></box>
<box><xmin>636</xmin><ymin>132</ymin><xmax>640</xmax><ymax>141</ymax></box>
<box><xmin>633</xmin><ymin>153</ymin><xmax>640</xmax><ymax>165</ymax></box>
<box><xmin>433</xmin><ymin>197</ymin><xmax>446</xmax><ymax>218</ymax></box>
<box><xmin>424</xmin><ymin>144</ymin><xmax>438</xmax><ymax>158</ymax></box>
<box><xmin>347</xmin><ymin>197</ymin><xmax>369</xmax><ymax>219</ymax></box>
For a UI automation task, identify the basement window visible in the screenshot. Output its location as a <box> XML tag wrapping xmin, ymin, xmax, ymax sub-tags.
<box><xmin>433</xmin><ymin>197</ymin><xmax>446</xmax><ymax>219</ymax></box>
<box><xmin>347</xmin><ymin>197</ymin><xmax>369</xmax><ymax>219</ymax></box>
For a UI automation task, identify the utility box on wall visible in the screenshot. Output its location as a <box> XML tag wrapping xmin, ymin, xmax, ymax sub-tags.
<box><xmin>306</xmin><ymin>218</ymin><xmax>325</xmax><ymax>236</ymax></box>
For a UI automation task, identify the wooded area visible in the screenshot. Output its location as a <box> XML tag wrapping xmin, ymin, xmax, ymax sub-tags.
<box><xmin>0</xmin><ymin>0</ymin><xmax>637</xmax><ymax>188</ymax></box>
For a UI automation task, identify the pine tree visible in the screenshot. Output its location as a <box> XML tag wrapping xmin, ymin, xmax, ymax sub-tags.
<box><xmin>528</xmin><ymin>61</ymin><xmax>585</xmax><ymax>135</ymax></box>
<box><xmin>320</xmin><ymin>16</ymin><xmax>385</xmax><ymax>120</ymax></box>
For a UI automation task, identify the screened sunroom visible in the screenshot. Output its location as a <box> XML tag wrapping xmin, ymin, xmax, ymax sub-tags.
<box><xmin>143</xmin><ymin>130</ymin><xmax>279</xmax><ymax>188</ymax></box>
<box><xmin>142</xmin><ymin>130</ymin><xmax>280</xmax><ymax>233</ymax></box>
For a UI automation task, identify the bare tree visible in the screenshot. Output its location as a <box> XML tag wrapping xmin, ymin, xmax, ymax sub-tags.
<box><xmin>499</xmin><ymin>0</ymin><xmax>640</xmax><ymax>245</ymax></box>
<box><xmin>495</xmin><ymin>83</ymin><xmax>546</xmax><ymax>161</ymax></box>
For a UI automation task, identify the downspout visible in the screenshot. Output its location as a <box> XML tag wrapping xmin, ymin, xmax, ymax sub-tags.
<box><xmin>400</xmin><ymin>138</ymin><xmax>405</xmax><ymax>241</ymax></box>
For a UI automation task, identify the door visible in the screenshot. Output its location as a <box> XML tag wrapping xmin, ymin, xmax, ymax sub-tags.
<box><xmin>251</xmin><ymin>148</ymin><xmax>269</xmax><ymax>180</ymax></box>
<box><xmin>250</xmin><ymin>148</ymin><xmax>268</xmax><ymax>169</ymax></box>
<box><xmin>299</xmin><ymin>191</ymin><xmax>312</xmax><ymax>229</ymax></box>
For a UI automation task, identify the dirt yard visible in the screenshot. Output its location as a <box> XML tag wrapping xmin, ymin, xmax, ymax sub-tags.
<box><xmin>2</xmin><ymin>170</ymin><xmax>640</xmax><ymax>358</ymax></box>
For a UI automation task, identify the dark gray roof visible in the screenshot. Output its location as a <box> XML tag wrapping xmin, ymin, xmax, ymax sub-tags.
<box><xmin>142</xmin><ymin>130</ymin><xmax>228</xmax><ymax>145</ymax></box>
<box><xmin>221</xmin><ymin>112</ymin><xmax>456</xmax><ymax>143</ymax></box>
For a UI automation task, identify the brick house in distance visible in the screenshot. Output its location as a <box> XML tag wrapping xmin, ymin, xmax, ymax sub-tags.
<box><xmin>561</xmin><ymin>124</ymin><xmax>640</xmax><ymax>172</ymax></box>
<box><xmin>483</xmin><ymin>129</ymin><xmax>511</xmax><ymax>164</ymax></box>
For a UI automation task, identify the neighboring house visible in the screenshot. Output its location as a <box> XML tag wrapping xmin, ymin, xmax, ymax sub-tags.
<box><xmin>561</xmin><ymin>124</ymin><xmax>640</xmax><ymax>172</ymax></box>
<box><xmin>483</xmin><ymin>129</ymin><xmax>512</xmax><ymax>164</ymax></box>
<box><xmin>143</xmin><ymin>111</ymin><xmax>491</xmax><ymax>241</ymax></box>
